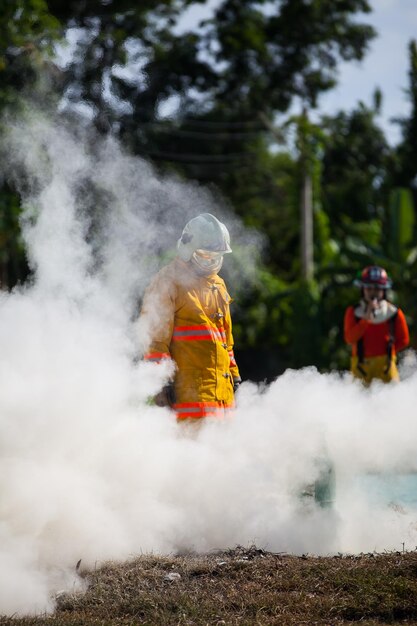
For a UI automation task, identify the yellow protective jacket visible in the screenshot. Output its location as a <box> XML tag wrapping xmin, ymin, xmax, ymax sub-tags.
<box><xmin>140</xmin><ymin>258</ymin><xmax>240</xmax><ymax>419</ymax></box>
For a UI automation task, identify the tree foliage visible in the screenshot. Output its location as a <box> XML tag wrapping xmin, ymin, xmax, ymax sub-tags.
<box><xmin>393</xmin><ymin>40</ymin><xmax>417</xmax><ymax>204</ymax></box>
<box><xmin>1</xmin><ymin>1</ymin><xmax>417</xmax><ymax>378</ymax></box>
<box><xmin>39</xmin><ymin>1</ymin><xmax>376</xmax><ymax>132</ymax></box>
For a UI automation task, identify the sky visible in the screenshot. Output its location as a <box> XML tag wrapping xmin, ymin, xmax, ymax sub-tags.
<box><xmin>179</xmin><ymin>0</ymin><xmax>417</xmax><ymax>146</ymax></box>
<box><xmin>318</xmin><ymin>0</ymin><xmax>417</xmax><ymax>145</ymax></box>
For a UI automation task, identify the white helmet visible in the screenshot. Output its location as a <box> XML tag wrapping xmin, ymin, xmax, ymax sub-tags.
<box><xmin>177</xmin><ymin>213</ymin><xmax>232</xmax><ymax>274</ymax></box>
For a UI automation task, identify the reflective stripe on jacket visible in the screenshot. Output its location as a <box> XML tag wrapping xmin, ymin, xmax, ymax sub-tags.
<box><xmin>140</xmin><ymin>258</ymin><xmax>240</xmax><ymax>418</ymax></box>
<box><xmin>173</xmin><ymin>402</ymin><xmax>234</xmax><ymax>420</ymax></box>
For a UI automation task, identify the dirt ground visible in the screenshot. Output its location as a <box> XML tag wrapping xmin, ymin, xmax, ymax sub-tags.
<box><xmin>2</xmin><ymin>546</ymin><xmax>417</xmax><ymax>625</ymax></box>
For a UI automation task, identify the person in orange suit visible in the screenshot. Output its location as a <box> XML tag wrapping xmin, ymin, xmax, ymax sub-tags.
<box><xmin>344</xmin><ymin>265</ymin><xmax>409</xmax><ymax>383</ymax></box>
<box><xmin>139</xmin><ymin>213</ymin><xmax>241</xmax><ymax>420</ymax></box>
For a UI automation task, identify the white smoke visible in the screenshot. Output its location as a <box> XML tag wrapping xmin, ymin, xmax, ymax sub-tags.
<box><xmin>1</xmin><ymin>109</ymin><xmax>417</xmax><ymax>615</ymax></box>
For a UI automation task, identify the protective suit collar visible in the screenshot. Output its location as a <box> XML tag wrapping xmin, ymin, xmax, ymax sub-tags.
<box><xmin>354</xmin><ymin>299</ymin><xmax>398</xmax><ymax>324</ymax></box>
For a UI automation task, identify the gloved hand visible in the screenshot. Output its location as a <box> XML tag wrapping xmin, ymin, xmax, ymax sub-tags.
<box><xmin>233</xmin><ymin>377</ymin><xmax>242</xmax><ymax>393</ymax></box>
<box><xmin>153</xmin><ymin>382</ymin><xmax>176</xmax><ymax>407</ymax></box>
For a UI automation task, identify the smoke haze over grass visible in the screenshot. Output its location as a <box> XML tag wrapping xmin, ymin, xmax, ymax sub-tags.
<box><xmin>1</xmin><ymin>107</ymin><xmax>417</xmax><ymax>616</ymax></box>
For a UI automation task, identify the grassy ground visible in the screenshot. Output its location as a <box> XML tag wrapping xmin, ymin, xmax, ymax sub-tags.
<box><xmin>2</xmin><ymin>546</ymin><xmax>417</xmax><ymax>625</ymax></box>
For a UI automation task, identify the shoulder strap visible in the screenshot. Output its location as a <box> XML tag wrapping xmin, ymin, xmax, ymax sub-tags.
<box><xmin>384</xmin><ymin>310</ymin><xmax>398</xmax><ymax>373</ymax></box>
<box><xmin>354</xmin><ymin>307</ymin><xmax>365</xmax><ymax>364</ymax></box>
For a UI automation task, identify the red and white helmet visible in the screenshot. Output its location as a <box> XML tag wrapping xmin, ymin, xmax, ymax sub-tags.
<box><xmin>354</xmin><ymin>265</ymin><xmax>392</xmax><ymax>289</ymax></box>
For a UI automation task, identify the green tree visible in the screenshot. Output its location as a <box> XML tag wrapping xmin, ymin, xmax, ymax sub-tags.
<box><xmin>313</xmin><ymin>97</ymin><xmax>395</xmax><ymax>369</ymax></box>
<box><xmin>0</xmin><ymin>0</ymin><xmax>60</xmax><ymax>109</ymax></box>
<box><xmin>0</xmin><ymin>0</ymin><xmax>393</xmax><ymax>379</ymax></box>
<box><xmin>321</xmin><ymin>95</ymin><xmax>390</xmax><ymax>229</ymax></box>
<box><xmin>0</xmin><ymin>0</ymin><xmax>61</xmax><ymax>287</ymax></box>
<box><xmin>393</xmin><ymin>40</ymin><xmax>417</xmax><ymax>197</ymax></box>
<box><xmin>37</xmin><ymin>1</ymin><xmax>377</xmax><ymax>143</ymax></box>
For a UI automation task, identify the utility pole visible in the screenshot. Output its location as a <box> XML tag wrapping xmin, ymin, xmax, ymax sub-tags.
<box><xmin>299</xmin><ymin>108</ymin><xmax>314</xmax><ymax>281</ymax></box>
<box><xmin>258</xmin><ymin>111</ymin><xmax>285</xmax><ymax>143</ymax></box>
<box><xmin>300</xmin><ymin>159</ymin><xmax>314</xmax><ymax>281</ymax></box>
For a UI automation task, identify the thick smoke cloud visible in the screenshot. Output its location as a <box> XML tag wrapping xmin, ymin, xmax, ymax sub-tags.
<box><xmin>1</xmin><ymin>109</ymin><xmax>417</xmax><ymax>615</ymax></box>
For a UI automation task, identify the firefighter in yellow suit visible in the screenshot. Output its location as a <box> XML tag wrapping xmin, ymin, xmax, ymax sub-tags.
<box><xmin>140</xmin><ymin>213</ymin><xmax>241</xmax><ymax>420</ymax></box>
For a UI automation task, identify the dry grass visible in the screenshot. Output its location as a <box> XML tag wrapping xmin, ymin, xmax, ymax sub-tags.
<box><xmin>3</xmin><ymin>546</ymin><xmax>417</xmax><ymax>625</ymax></box>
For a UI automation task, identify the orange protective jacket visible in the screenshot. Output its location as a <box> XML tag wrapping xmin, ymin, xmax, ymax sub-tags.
<box><xmin>344</xmin><ymin>304</ymin><xmax>409</xmax><ymax>382</ymax></box>
<box><xmin>344</xmin><ymin>305</ymin><xmax>409</xmax><ymax>358</ymax></box>
<box><xmin>140</xmin><ymin>258</ymin><xmax>240</xmax><ymax>419</ymax></box>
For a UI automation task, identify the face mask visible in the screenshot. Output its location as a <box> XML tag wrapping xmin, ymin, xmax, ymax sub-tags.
<box><xmin>363</xmin><ymin>287</ymin><xmax>385</xmax><ymax>303</ymax></box>
<box><xmin>191</xmin><ymin>249</ymin><xmax>224</xmax><ymax>275</ymax></box>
